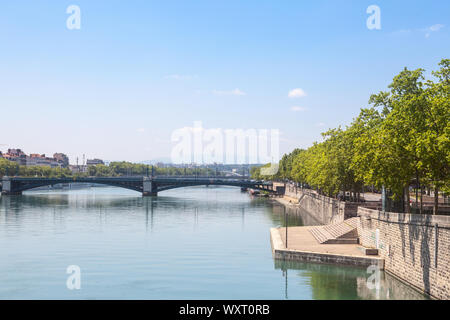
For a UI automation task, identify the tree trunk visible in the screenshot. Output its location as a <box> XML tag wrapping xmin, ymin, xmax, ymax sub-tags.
<box><xmin>405</xmin><ymin>185</ymin><xmax>410</xmax><ymax>213</ymax></box>
<box><xmin>434</xmin><ymin>186</ymin><xmax>439</xmax><ymax>215</ymax></box>
<box><xmin>415</xmin><ymin>172</ymin><xmax>419</xmax><ymax>212</ymax></box>
<box><xmin>420</xmin><ymin>185</ymin><xmax>423</xmax><ymax>214</ymax></box>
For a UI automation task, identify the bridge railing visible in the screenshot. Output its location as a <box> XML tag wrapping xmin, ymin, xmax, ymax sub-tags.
<box><xmin>152</xmin><ymin>175</ymin><xmax>252</xmax><ymax>179</ymax></box>
<box><xmin>3</xmin><ymin>175</ymin><xmax>252</xmax><ymax>180</ymax></box>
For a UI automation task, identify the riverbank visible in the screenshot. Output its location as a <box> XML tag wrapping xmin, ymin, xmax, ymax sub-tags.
<box><xmin>270</xmin><ymin>190</ymin><xmax>450</xmax><ymax>300</ymax></box>
<box><xmin>270</xmin><ymin>227</ymin><xmax>384</xmax><ymax>269</ymax></box>
<box><xmin>270</xmin><ymin>194</ymin><xmax>384</xmax><ymax>267</ymax></box>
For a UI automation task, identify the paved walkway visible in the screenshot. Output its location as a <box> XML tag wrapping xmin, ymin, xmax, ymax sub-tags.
<box><xmin>363</xmin><ymin>192</ymin><xmax>382</xmax><ymax>201</ymax></box>
<box><xmin>275</xmin><ymin>226</ymin><xmax>379</xmax><ymax>258</ymax></box>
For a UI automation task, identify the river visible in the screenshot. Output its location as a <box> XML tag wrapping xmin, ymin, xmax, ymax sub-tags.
<box><xmin>0</xmin><ymin>186</ymin><xmax>428</xmax><ymax>299</ymax></box>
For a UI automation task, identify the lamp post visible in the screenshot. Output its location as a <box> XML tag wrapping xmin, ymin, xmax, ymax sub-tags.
<box><xmin>284</xmin><ymin>205</ymin><xmax>288</xmax><ymax>248</ymax></box>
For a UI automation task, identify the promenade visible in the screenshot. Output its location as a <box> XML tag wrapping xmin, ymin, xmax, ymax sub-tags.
<box><xmin>270</xmin><ymin>225</ymin><xmax>384</xmax><ymax>269</ymax></box>
<box><xmin>271</xmin><ymin>187</ymin><xmax>450</xmax><ymax>299</ymax></box>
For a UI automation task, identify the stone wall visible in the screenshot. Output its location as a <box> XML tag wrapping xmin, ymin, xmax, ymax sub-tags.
<box><xmin>357</xmin><ymin>207</ymin><xmax>450</xmax><ymax>300</ymax></box>
<box><xmin>272</xmin><ymin>199</ymin><xmax>324</xmax><ymax>226</ymax></box>
<box><xmin>284</xmin><ymin>187</ymin><xmax>354</xmax><ymax>225</ymax></box>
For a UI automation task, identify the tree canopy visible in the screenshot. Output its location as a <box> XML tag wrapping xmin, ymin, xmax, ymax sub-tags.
<box><xmin>252</xmin><ymin>59</ymin><xmax>450</xmax><ymax>213</ymax></box>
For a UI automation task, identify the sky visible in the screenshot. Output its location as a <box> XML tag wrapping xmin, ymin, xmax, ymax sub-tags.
<box><xmin>0</xmin><ymin>0</ymin><xmax>449</xmax><ymax>164</ymax></box>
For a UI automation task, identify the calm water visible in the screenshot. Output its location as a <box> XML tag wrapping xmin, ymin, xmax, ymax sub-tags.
<box><xmin>0</xmin><ymin>186</ymin><xmax>428</xmax><ymax>299</ymax></box>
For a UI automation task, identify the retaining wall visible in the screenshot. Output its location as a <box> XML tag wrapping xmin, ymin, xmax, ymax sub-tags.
<box><xmin>357</xmin><ymin>207</ymin><xmax>450</xmax><ymax>300</ymax></box>
<box><xmin>284</xmin><ymin>187</ymin><xmax>354</xmax><ymax>225</ymax></box>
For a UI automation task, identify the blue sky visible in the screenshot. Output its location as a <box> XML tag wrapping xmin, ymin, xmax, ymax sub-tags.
<box><xmin>0</xmin><ymin>0</ymin><xmax>448</xmax><ymax>164</ymax></box>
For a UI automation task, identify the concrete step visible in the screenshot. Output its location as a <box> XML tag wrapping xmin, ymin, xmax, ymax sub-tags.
<box><xmin>344</xmin><ymin>217</ymin><xmax>359</xmax><ymax>229</ymax></box>
<box><xmin>308</xmin><ymin>226</ymin><xmax>334</xmax><ymax>244</ymax></box>
<box><xmin>357</xmin><ymin>246</ymin><xmax>379</xmax><ymax>255</ymax></box>
<box><xmin>308</xmin><ymin>218</ymin><xmax>360</xmax><ymax>245</ymax></box>
<box><xmin>323</xmin><ymin>223</ymin><xmax>356</xmax><ymax>239</ymax></box>
<box><xmin>326</xmin><ymin>238</ymin><xmax>359</xmax><ymax>244</ymax></box>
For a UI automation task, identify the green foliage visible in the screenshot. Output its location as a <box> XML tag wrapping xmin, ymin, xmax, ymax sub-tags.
<box><xmin>250</xmin><ymin>163</ymin><xmax>274</xmax><ymax>180</ymax></box>
<box><xmin>0</xmin><ymin>158</ymin><xmax>19</xmax><ymax>176</ymax></box>
<box><xmin>252</xmin><ymin>59</ymin><xmax>450</xmax><ymax>204</ymax></box>
<box><xmin>0</xmin><ymin>159</ymin><xmax>216</xmax><ymax>178</ymax></box>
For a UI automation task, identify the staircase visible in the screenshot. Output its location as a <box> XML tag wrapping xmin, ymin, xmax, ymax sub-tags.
<box><xmin>297</xmin><ymin>193</ymin><xmax>306</xmax><ymax>204</ymax></box>
<box><xmin>308</xmin><ymin>217</ymin><xmax>359</xmax><ymax>244</ymax></box>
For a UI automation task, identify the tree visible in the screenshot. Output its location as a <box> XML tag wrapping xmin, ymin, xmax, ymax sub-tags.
<box><xmin>421</xmin><ymin>59</ymin><xmax>450</xmax><ymax>213</ymax></box>
<box><xmin>266</xmin><ymin>58</ymin><xmax>449</xmax><ymax>213</ymax></box>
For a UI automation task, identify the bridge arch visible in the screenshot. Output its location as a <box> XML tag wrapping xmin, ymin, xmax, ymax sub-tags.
<box><xmin>1</xmin><ymin>177</ymin><xmax>144</xmax><ymax>195</ymax></box>
<box><xmin>156</xmin><ymin>182</ymin><xmax>275</xmax><ymax>193</ymax></box>
<box><xmin>1</xmin><ymin>176</ymin><xmax>277</xmax><ymax>196</ymax></box>
<box><xmin>16</xmin><ymin>181</ymin><xmax>143</xmax><ymax>193</ymax></box>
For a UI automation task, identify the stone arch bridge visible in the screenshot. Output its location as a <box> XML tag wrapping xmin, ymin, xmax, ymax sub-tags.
<box><xmin>0</xmin><ymin>176</ymin><xmax>283</xmax><ymax>196</ymax></box>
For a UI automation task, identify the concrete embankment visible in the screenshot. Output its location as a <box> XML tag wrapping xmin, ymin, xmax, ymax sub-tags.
<box><xmin>281</xmin><ymin>188</ymin><xmax>353</xmax><ymax>225</ymax></box>
<box><xmin>357</xmin><ymin>207</ymin><xmax>450</xmax><ymax>300</ymax></box>
<box><xmin>270</xmin><ymin>190</ymin><xmax>385</xmax><ymax>268</ymax></box>
<box><xmin>273</xmin><ymin>188</ymin><xmax>349</xmax><ymax>225</ymax></box>
<box><xmin>270</xmin><ymin>187</ymin><xmax>449</xmax><ymax>300</ymax></box>
<box><xmin>270</xmin><ymin>227</ymin><xmax>384</xmax><ymax>269</ymax></box>
<box><xmin>272</xmin><ymin>196</ymin><xmax>324</xmax><ymax>226</ymax></box>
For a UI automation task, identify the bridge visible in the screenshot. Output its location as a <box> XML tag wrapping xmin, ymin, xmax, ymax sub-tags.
<box><xmin>0</xmin><ymin>176</ymin><xmax>283</xmax><ymax>196</ymax></box>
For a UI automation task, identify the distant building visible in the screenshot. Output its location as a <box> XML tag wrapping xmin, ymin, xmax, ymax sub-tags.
<box><xmin>155</xmin><ymin>162</ymin><xmax>167</xmax><ymax>168</ymax></box>
<box><xmin>3</xmin><ymin>149</ymin><xmax>27</xmax><ymax>165</ymax></box>
<box><xmin>7</xmin><ymin>149</ymin><xmax>26</xmax><ymax>157</ymax></box>
<box><xmin>86</xmin><ymin>159</ymin><xmax>104</xmax><ymax>166</ymax></box>
<box><xmin>53</xmin><ymin>153</ymin><xmax>69</xmax><ymax>168</ymax></box>
<box><xmin>69</xmin><ymin>165</ymin><xmax>87</xmax><ymax>173</ymax></box>
<box><xmin>0</xmin><ymin>148</ymin><xmax>70</xmax><ymax>168</ymax></box>
<box><xmin>26</xmin><ymin>154</ymin><xmax>61</xmax><ymax>168</ymax></box>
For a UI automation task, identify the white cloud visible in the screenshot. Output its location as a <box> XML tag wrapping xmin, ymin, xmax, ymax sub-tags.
<box><xmin>290</xmin><ymin>106</ymin><xmax>307</xmax><ymax>112</ymax></box>
<box><xmin>391</xmin><ymin>29</ymin><xmax>412</xmax><ymax>36</ymax></box>
<box><xmin>393</xmin><ymin>24</ymin><xmax>445</xmax><ymax>38</ymax></box>
<box><xmin>137</xmin><ymin>128</ymin><xmax>146</xmax><ymax>133</ymax></box>
<box><xmin>288</xmin><ymin>88</ymin><xmax>307</xmax><ymax>98</ymax></box>
<box><xmin>425</xmin><ymin>24</ymin><xmax>444</xmax><ymax>38</ymax></box>
<box><xmin>429</xmin><ymin>24</ymin><xmax>444</xmax><ymax>32</ymax></box>
<box><xmin>212</xmin><ymin>88</ymin><xmax>246</xmax><ymax>96</ymax></box>
<box><xmin>316</xmin><ymin>122</ymin><xmax>326</xmax><ymax>127</ymax></box>
<box><xmin>164</xmin><ymin>74</ymin><xmax>198</xmax><ymax>80</ymax></box>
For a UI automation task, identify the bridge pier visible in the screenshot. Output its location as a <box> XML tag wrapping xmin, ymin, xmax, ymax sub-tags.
<box><xmin>1</xmin><ymin>191</ymin><xmax>22</xmax><ymax>195</ymax></box>
<box><xmin>1</xmin><ymin>177</ymin><xmax>22</xmax><ymax>195</ymax></box>
<box><xmin>143</xmin><ymin>177</ymin><xmax>158</xmax><ymax>196</ymax></box>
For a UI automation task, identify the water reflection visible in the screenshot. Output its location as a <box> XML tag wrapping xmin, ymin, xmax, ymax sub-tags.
<box><xmin>275</xmin><ymin>260</ymin><xmax>429</xmax><ymax>300</ymax></box>
<box><xmin>0</xmin><ymin>187</ymin><xmax>429</xmax><ymax>299</ymax></box>
<box><xmin>0</xmin><ymin>189</ymin><xmax>272</xmax><ymax>229</ymax></box>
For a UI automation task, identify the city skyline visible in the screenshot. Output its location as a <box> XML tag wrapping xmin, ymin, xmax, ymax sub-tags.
<box><xmin>0</xmin><ymin>147</ymin><xmax>265</xmax><ymax>167</ymax></box>
<box><xmin>0</xmin><ymin>1</ymin><xmax>449</xmax><ymax>164</ymax></box>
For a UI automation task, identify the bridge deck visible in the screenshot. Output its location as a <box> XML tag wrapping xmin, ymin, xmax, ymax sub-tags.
<box><xmin>1</xmin><ymin>176</ymin><xmax>276</xmax><ymax>195</ymax></box>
